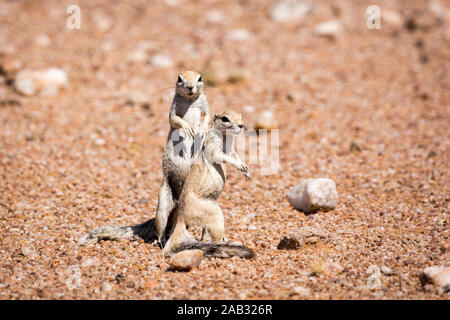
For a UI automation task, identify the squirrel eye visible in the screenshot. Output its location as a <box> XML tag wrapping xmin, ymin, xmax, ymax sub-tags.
<box><xmin>198</xmin><ymin>76</ymin><xmax>202</xmax><ymax>82</ymax></box>
<box><xmin>221</xmin><ymin>116</ymin><xmax>230</xmax><ymax>123</ymax></box>
<box><xmin>177</xmin><ymin>75</ymin><xmax>182</xmax><ymax>83</ymax></box>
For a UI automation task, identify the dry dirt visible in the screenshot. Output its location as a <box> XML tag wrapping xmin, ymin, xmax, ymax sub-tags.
<box><xmin>0</xmin><ymin>0</ymin><xmax>449</xmax><ymax>299</ymax></box>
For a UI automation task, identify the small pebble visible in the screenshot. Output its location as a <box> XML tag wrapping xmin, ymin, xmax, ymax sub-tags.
<box><xmin>380</xmin><ymin>265</ymin><xmax>395</xmax><ymax>275</ymax></box>
<box><xmin>367</xmin><ymin>273</ymin><xmax>382</xmax><ymax>290</ymax></box>
<box><xmin>20</xmin><ymin>246</ymin><xmax>36</xmax><ymax>258</ymax></box>
<box><xmin>254</xmin><ymin>110</ymin><xmax>278</xmax><ymax>130</ymax></box>
<box><xmin>226</xmin><ymin>29</ymin><xmax>253</xmax><ymax>41</ymax></box>
<box><xmin>314</xmin><ymin>21</ymin><xmax>342</xmax><ymax>38</ymax></box>
<box><xmin>270</xmin><ymin>0</ymin><xmax>312</xmax><ymax>23</ymax></box>
<box><xmin>94</xmin><ymin>138</ymin><xmax>105</xmax><ymax>146</ymax></box>
<box><xmin>366</xmin><ymin>265</ymin><xmax>382</xmax><ymax>290</ymax></box>
<box><xmin>14</xmin><ymin>68</ymin><xmax>68</xmax><ymax>96</ymax></box>
<box><xmin>419</xmin><ymin>266</ymin><xmax>450</xmax><ymax>293</ymax></box>
<box><xmin>126</xmin><ymin>49</ymin><xmax>148</xmax><ymax>64</ymax></box>
<box><xmin>150</xmin><ymin>54</ymin><xmax>173</xmax><ymax>68</ymax></box>
<box><xmin>243</xmin><ymin>105</ymin><xmax>255</xmax><ymax>113</ymax></box>
<box><xmin>81</xmin><ymin>258</ymin><xmax>98</xmax><ymax>267</ymax></box>
<box><xmin>101</xmin><ymin>282</ymin><xmax>112</xmax><ymax>293</ymax></box>
<box><xmin>206</xmin><ymin>10</ymin><xmax>225</xmax><ymax>24</ymax></box>
<box><xmin>382</xmin><ymin>9</ymin><xmax>404</xmax><ymax>28</ymax></box>
<box><xmin>34</xmin><ymin>34</ymin><xmax>51</xmax><ymax>47</ymax></box>
<box><xmin>169</xmin><ymin>249</ymin><xmax>203</xmax><ymax>271</ymax></box>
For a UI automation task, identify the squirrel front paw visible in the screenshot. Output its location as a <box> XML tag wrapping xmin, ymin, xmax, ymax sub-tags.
<box><xmin>182</xmin><ymin>124</ymin><xmax>195</xmax><ymax>138</ymax></box>
<box><xmin>238</xmin><ymin>161</ymin><xmax>250</xmax><ymax>180</ymax></box>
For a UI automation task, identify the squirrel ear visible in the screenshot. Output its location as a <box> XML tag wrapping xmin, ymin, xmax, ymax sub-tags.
<box><xmin>198</xmin><ymin>75</ymin><xmax>202</xmax><ymax>82</ymax></box>
<box><xmin>214</xmin><ymin>114</ymin><xmax>220</xmax><ymax>121</ymax></box>
<box><xmin>177</xmin><ymin>75</ymin><xmax>182</xmax><ymax>83</ymax></box>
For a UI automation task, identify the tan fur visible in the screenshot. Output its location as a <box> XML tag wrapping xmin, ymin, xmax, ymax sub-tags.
<box><xmin>163</xmin><ymin>111</ymin><xmax>251</xmax><ymax>256</ymax></box>
<box><xmin>156</xmin><ymin>71</ymin><xmax>210</xmax><ymax>243</ymax></box>
<box><xmin>180</xmin><ymin>70</ymin><xmax>200</xmax><ymax>84</ymax></box>
<box><xmin>79</xmin><ymin>71</ymin><xmax>210</xmax><ymax>246</ymax></box>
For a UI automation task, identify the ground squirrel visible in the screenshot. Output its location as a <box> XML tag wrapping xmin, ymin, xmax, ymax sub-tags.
<box><xmin>156</xmin><ymin>70</ymin><xmax>210</xmax><ymax>244</ymax></box>
<box><xmin>163</xmin><ymin>111</ymin><xmax>254</xmax><ymax>259</ymax></box>
<box><xmin>79</xmin><ymin>71</ymin><xmax>210</xmax><ymax>246</ymax></box>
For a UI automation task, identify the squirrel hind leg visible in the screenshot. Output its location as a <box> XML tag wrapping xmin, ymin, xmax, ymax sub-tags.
<box><xmin>185</xmin><ymin>196</ymin><xmax>225</xmax><ymax>242</ymax></box>
<box><xmin>155</xmin><ymin>178</ymin><xmax>177</xmax><ymax>244</ymax></box>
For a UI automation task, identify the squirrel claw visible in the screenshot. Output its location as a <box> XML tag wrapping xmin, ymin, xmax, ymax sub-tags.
<box><xmin>241</xmin><ymin>168</ymin><xmax>251</xmax><ymax>180</ymax></box>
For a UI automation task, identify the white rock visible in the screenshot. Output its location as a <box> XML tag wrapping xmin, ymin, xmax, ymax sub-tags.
<box><xmin>226</xmin><ymin>29</ymin><xmax>253</xmax><ymax>41</ymax></box>
<box><xmin>420</xmin><ymin>266</ymin><xmax>450</xmax><ymax>293</ymax></box>
<box><xmin>270</xmin><ymin>1</ymin><xmax>312</xmax><ymax>23</ymax></box>
<box><xmin>367</xmin><ymin>274</ymin><xmax>382</xmax><ymax>290</ymax></box>
<box><xmin>165</xmin><ymin>0</ymin><xmax>180</xmax><ymax>6</ymax></box>
<box><xmin>101</xmin><ymin>40</ymin><xmax>115</xmax><ymax>52</ymax></box>
<box><xmin>137</xmin><ymin>41</ymin><xmax>154</xmax><ymax>51</ymax></box>
<box><xmin>150</xmin><ymin>54</ymin><xmax>173</xmax><ymax>68</ymax></box>
<box><xmin>255</xmin><ymin>110</ymin><xmax>277</xmax><ymax>130</ymax></box>
<box><xmin>81</xmin><ymin>258</ymin><xmax>99</xmax><ymax>267</ymax></box>
<box><xmin>93</xmin><ymin>13</ymin><xmax>112</xmax><ymax>32</ymax></box>
<box><xmin>380</xmin><ymin>265</ymin><xmax>395</xmax><ymax>275</ymax></box>
<box><xmin>39</xmin><ymin>68</ymin><xmax>68</xmax><ymax>96</ymax></box>
<box><xmin>243</xmin><ymin>105</ymin><xmax>255</xmax><ymax>113</ymax></box>
<box><xmin>94</xmin><ymin>138</ymin><xmax>105</xmax><ymax>146</ymax></box>
<box><xmin>14</xmin><ymin>68</ymin><xmax>68</xmax><ymax>96</ymax></box>
<box><xmin>20</xmin><ymin>246</ymin><xmax>36</xmax><ymax>258</ymax></box>
<box><xmin>206</xmin><ymin>10</ymin><xmax>225</xmax><ymax>23</ymax></box>
<box><xmin>14</xmin><ymin>70</ymin><xmax>36</xmax><ymax>95</ymax></box>
<box><xmin>126</xmin><ymin>49</ymin><xmax>148</xmax><ymax>64</ymax></box>
<box><xmin>34</xmin><ymin>34</ymin><xmax>51</xmax><ymax>47</ymax></box>
<box><xmin>367</xmin><ymin>265</ymin><xmax>381</xmax><ymax>275</ymax></box>
<box><xmin>101</xmin><ymin>282</ymin><xmax>112</xmax><ymax>293</ymax></box>
<box><xmin>314</xmin><ymin>21</ymin><xmax>342</xmax><ymax>38</ymax></box>
<box><xmin>428</xmin><ymin>0</ymin><xmax>450</xmax><ymax>22</ymax></box>
<box><xmin>366</xmin><ymin>265</ymin><xmax>382</xmax><ymax>290</ymax></box>
<box><xmin>287</xmin><ymin>178</ymin><xmax>338</xmax><ymax>213</ymax></box>
<box><xmin>382</xmin><ymin>8</ymin><xmax>404</xmax><ymax>28</ymax></box>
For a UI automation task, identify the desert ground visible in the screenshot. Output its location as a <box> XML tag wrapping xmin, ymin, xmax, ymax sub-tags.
<box><xmin>0</xmin><ymin>0</ymin><xmax>448</xmax><ymax>299</ymax></box>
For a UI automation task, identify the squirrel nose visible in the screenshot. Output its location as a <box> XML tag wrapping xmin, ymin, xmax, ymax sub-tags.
<box><xmin>187</xmin><ymin>86</ymin><xmax>196</xmax><ymax>94</ymax></box>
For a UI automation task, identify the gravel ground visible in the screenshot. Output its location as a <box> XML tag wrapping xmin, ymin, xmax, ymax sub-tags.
<box><xmin>0</xmin><ymin>0</ymin><xmax>448</xmax><ymax>299</ymax></box>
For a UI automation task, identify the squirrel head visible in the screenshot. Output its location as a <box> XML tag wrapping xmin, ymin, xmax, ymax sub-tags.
<box><xmin>213</xmin><ymin>111</ymin><xmax>245</xmax><ymax>134</ymax></box>
<box><xmin>176</xmin><ymin>71</ymin><xmax>203</xmax><ymax>99</ymax></box>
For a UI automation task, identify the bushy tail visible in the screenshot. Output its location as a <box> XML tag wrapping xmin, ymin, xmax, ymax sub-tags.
<box><xmin>78</xmin><ymin>218</ymin><xmax>158</xmax><ymax>246</ymax></box>
<box><xmin>172</xmin><ymin>241</ymin><xmax>255</xmax><ymax>259</ymax></box>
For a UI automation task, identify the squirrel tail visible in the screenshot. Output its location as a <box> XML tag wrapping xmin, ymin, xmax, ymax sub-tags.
<box><xmin>78</xmin><ymin>218</ymin><xmax>158</xmax><ymax>246</ymax></box>
<box><xmin>172</xmin><ymin>241</ymin><xmax>255</xmax><ymax>259</ymax></box>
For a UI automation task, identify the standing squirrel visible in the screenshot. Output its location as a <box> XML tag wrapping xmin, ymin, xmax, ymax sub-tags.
<box><xmin>156</xmin><ymin>70</ymin><xmax>210</xmax><ymax>244</ymax></box>
<box><xmin>79</xmin><ymin>71</ymin><xmax>210</xmax><ymax>246</ymax></box>
<box><xmin>163</xmin><ymin>111</ymin><xmax>254</xmax><ymax>259</ymax></box>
